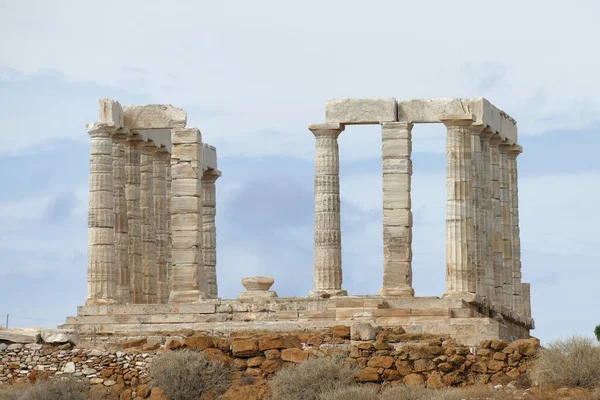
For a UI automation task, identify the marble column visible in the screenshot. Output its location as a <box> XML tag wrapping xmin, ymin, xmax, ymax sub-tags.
<box><xmin>499</xmin><ymin>142</ymin><xmax>514</xmax><ymax>311</ymax></box>
<box><xmin>380</xmin><ymin>122</ymin><xmax>414</xmax><ymax>297</ymax></box>
<box><xmin>141</xmin><ymin>141</ymin><xmax>158</xmax><ymax>304</ymax></box>
<box><xmin>309</xmin><ymin>123</ymin><xmax>347</xmax><ymax>298</ymax></box>
<box><xmin>508</xmin><ymin>145</ymin><xmax>524</xmax><ymax>314</ymax></box>
<box><xmin>86</xmin><ymin>122</ymin><xmax>117</xmax><ymax>305</ymax></box>
<box><xmin>154</xmin><ymin>149</ymin><xmax>169</xmax><ymax>304</ymax></box>
<box><xmin>169</xmin><ymin>127</ymin><xmax>207</xmax><ymax>303</ymax></box>
<box><xmin>125</xmin><ymin>134</ymin><xmax>143</xmax><ymax>303</ymax></box>
<box><xmin>112</xmin><ymin>131</ymin><xmax>130</xmax><ymax>304</ymax></box>
<box><xmin>166</xmin><ymin>159</ymin><xmax>173</xmax><ymax>303</ymax></box>
<box><xmin>471</xmin><ymin>126</ymin><xmax>484</xmax><ymax>303</ymax></box>
<box><xmin>440</xmin><ymin>114</ymin><xmax>476</xmax><ymax>301</ymax></box>
<box><xmin>489</xmin><ymin>135</ymin><xmax>504</xmax><ymax>308</ymax></box>
<box><xmin>202</xmin><ymin>169</ymin><xmax>221</xmax><ymax>298</ymax></box>
<box><xmin>479</xmin><ymin>130</ymin><xmax>496</xmax><ymax>307</ymax></box>
<box><xmin>522</xmin><ymin>282</ymin><xmax>531</xmax><ymax>318</ymax></box>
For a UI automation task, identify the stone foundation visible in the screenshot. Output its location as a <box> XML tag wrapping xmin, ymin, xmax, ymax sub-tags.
<box><xmin>61</xmin><ymin>296</ymin><xmax>533</xmax><ymax>347</ymax></box>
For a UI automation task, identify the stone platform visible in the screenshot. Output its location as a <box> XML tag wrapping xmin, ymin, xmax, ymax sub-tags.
<box><xmin>60</xmin><ymin>296</ymin><xmax>534</xmax><ymax>347</ymax></box>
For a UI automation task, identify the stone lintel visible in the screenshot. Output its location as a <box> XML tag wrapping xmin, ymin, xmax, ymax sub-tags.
<box><xmin>123</xmin><ymin>104</ymin><xmax>187</xmax><ymax>130</ymax></box>
<box><xmin>325</xmin><ymin>98</ymin><xmax>397</xmax><ymax>124</ymax></box>
<box><xmin>309</xmin><ymin>122</ymin><xmax>345</xmax><ymax>131</ymax></box>
<box><xmin>202</xmin><ymin>144</ymin><xmax>218</xmax><ymax>170</ymax></box>
<box><xmin>397</xmin><ymin>98</ymin><xmax>517</xmax><ymax>144</ymax></box>
<box><xmin>100</xmin><ymin>99</ymin><xmax>124</xmax><ymax>129</ymax></box>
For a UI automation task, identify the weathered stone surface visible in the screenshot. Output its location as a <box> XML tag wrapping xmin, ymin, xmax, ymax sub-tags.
<box><xmin>123</xmin><ymin>104</ymin><xmax>186</xmax><ymax>130</ymax></box>
<box><xmin>281</xmin><ymin>348</ymin><xmax>308</xmax><ymax>363</ymax></box>
<box><xmin>0</xmin><ymin>328</ymin><xmax>40</xmax><ymax>344</ymax></box>
<box><xmin>121</xmin><ymin>338</ymin><xmax>147</xmax><ymax>349</ymax></box>
<box><xmin>355</xmin><ymin>367</ymin><xmax>381</xmax><ymax>382</ymax></box>
<box><xmin>241</xmin><ymin>276</ymin><xmax>274</xmax><ymax>291</ymax></box>
<box><xmin>41</xmin><ymin>329</ymin><xmax>79</xmax><ymax>344</ymax></box>
<box><xmin>367</xmin><ymin>356</ymin><xmax>394</xmax><ymax>368</ymax></box>
<box><xmin>326</xmin><ymin>98</ymin><xmax>397</xmax><ymax>124</ymax></box>
<box><xmin>404</xmin><ymin>373</ymin><xmax>424</xmax><ymax>387</ymax></box>
<box><xmin>184</xmin><ymin>334</ymin><xmax>214</xmax><ymax>350</ymax></box>
<box><xmin>351</xmin><ymin>323</ymin><xmax>377</xmax><ymax>341</ymax></box>
<box><xmin>231</xmin><ymin>339</ymin><xmax>260</xmax><ymax>357</ymax></box>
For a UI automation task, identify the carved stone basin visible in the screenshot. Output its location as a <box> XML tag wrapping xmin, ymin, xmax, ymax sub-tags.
<box><xmin>242</xmin><ymin>276</ymin><xmax>275</xmax><ymax>292</ymax></box>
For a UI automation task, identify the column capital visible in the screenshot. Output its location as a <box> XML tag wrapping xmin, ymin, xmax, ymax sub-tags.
<box><xmin>489</xmin><ymin>134</ymin><xmax>503</xmax><ymax>147</ymax></box>
<box><xmin>202</xmin><ymin>168</ymin><xmax>222</xmax><ymax>183</ymax></box>
<box><xmin>112</xmin><ymin>129</ymin><xmax>130</xmax><ymax>144</ymax></box>
<box><xmin>86</xmin><ymin>122</ymin><xmax>117</xmax><ymax>137</ymax></box>
<box><xmin>507</xmin><ymin>144</ymin><xmax>523</xmax><ymax>158</ymax></box>
<box><xmin>309</xmin><ymin>122</ymin><xmax>345</xmax><ymax>138</ymax></box>
<box><xmin>381</xmin><ymin>121</ymin><xmax>413</xmax><ymax>130</ymax></box>
<box><xmin>439</xmin><ymin>113</ymin><xmax>475</xmax><ymax>127</ymax></box>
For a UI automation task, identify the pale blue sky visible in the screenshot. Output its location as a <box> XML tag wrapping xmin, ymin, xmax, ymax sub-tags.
<box><xmin>1</xmin><ymin>0</ymin><xmax>599</xmax><ymax>343</ymax></box>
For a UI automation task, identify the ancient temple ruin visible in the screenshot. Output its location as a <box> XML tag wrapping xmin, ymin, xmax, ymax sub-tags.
<box><xmin>62</xmin><ymin>98</ymin><xmax>534</xmax><ymax>346</ymax></box>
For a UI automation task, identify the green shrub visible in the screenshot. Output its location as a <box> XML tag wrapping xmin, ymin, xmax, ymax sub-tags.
<box><xmin>17</xmin><ymin>378</ymin><xmax>88</xmax><ymax>400</ymax></box>
<box><xmin>595</xmin><ymin>325</ymin><xmax>600</xmax><ymax>342</ymax></box>
<box><xmin>319</xmin><ymin>385</ymin><xmax>379</xmax><ymax>400</ymax></box>
<box><xmin>528</xmin><ymin>335</ymin><xmax>600</xmax><ymax>389</ymax></box>
<box><xmin>148</xmin><ymin>349</ymin><xmax>233</xmax><ymax>400</ymax></box>
<box><xmin>270</xmin><ymin>356</ymin><xmax>357</xmax><ymax>400</ymax></box>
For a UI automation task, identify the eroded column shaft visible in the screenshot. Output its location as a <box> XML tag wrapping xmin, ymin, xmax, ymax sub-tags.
<box><xmin>441</xmin><ymin>114</ymin><xmax>476</xmax><ymax>299</ymax></box>
<box><xmin>499</xmin><ymin>144</ymin><xmax>514</xmax><ymax>310</ymax></box>
<box><xmin>141</xmin><ymin>142</ymin><xmax>158</xmax><ymax>304</ymax></box>
<box><xmin>112</xmin><ymin>134</ymin><xmax>129</xmax><ymax>304</ymax></box>
<box><xmin>166</xmin><ymin>160</ymin><xmax>173</xmax><ymax>303</ymax></box>
<box><xmin>480</xmin><ymin>132</ymin><xmax>496</xmax><ymax>306</ymax></box>
<box><xmin>125</xmin><ymin>136</ymin><xmax>143</xmax><ymax>303</ymax></box>
<box><xmin>309</xmin><ymin>123</ymin><xmax>346</xmax><ymax>297</ymax></box>
<box><xmin>86</xmin><ymin>123</ymin><xmax>117</xmax><ymax>305</ymax></box>
<box><xmin>489</xmin><ymin>136</ymin><xmax>504</xmax><ymax>307</ymax></box>
<box><xmin>380</xmin><ymin>122</ymin><xmax>414</xmax><ymax>297</ymax></box>
<box><xmin>202</xmin><ymin>170</ymin><xmax>220</xmax><ymax>298</ymax></box>
<box><xmin>508</xmin><ymin>145</ymin><xmax>524</xmax><ymax>314</ymax></box>
<box><xmin>169</xmin><ymin>127</ymin><xmax>206</xmax><ymax>303</ymax></box>
<box><xmin>154</xmin><ymin>150</ymin><xmax>169</xmax><ymax>304</ymax></box>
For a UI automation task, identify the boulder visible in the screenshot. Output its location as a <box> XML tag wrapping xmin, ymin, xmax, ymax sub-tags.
<box><xmin>0</xmin><ymin>328</ymin><xmax>41</xmax><ymax>344</ymax></box>
<box><xmin>367</xmin><ymin>356</ymin><xmax>394</xmax><ymax>369</ymax></box>
<box><xmin>351</xmin><ymin>322</ymin><xmax>376</xmax><ymax>341</ymax></box>
<box><xmin>355</xmin><ymin>367</ymin><xmax>381</xmax><ymax>382</ymax></box>
<box><xmin>403</xmin><ymin>373</ymin><xmax>425</xmax><ymax>387</ymax></box>
<box><xmin>41</xmin><ymin>329</ymin><xmax>79</xmax><ymax>344</ymax></box>
<box><xmin>121</xmin><ymin>338</ymin><xmax>147</xmax><ymax>349</ymax></box>
<box><xmin>328</xmin><ymin>325</ymin><xmax>351</xmax><ymax>339</ymax></box>
<box><xmin>281</xmin><ymin>348</ymin><xmax>308</xmax><ymax>363</ymax></box>
<box><xmin>184</xmin><ymin>334</ymin><xmax>214</xmax><ymax>350</ymax></box>
<box><xmin>426</xmin><ymin>371</ymin><xmax>444</xmax><ymax>388</ymax></box>
<box><xmin>506</xmin><ymin>338</ymin><xmax>540</xmax><ymax>356</ymax></box>
<box><xmin>231</xmin><ymin>338</ymin><xmax>260</xmax><ymax>357</ymax></box>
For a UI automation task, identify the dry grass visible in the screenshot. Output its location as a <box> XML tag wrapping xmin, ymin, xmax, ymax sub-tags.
<box><xmin>529</xmin><ymin>335</ymin><xmax>600</xmax><ymax>389</ymax></box>
<box><xmin>270</xmin><ymin>356</ymin><xmax>357</xmax><ymax>400</ymax></box>
<box><xmin>149</xmin><ymin>349</ymin><xmax>234</xmax><ymax>400</ymax></box>
<box><xmin>0</xmin><ymin>379</ymin><xmax>88</xmax><ymax>400</ymax></box>
<box><xmin>319</xmin><ymin>385</ymin><xmax>380</xmax><ymax>400</ymax></box>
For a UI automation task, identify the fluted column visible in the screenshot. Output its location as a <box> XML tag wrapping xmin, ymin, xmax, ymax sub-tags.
<box><xmin>309</xmin><ymin>123</ymin><xmax>347</xmax><ymax>298</ymax></box>
<box><xmin>202</xmin><ymin>169</ymin><xmax>221</xmax><ymax>298</ymax></box>
<box><xmin>471</xmin><ymin>126</ymin><xmax>484</xmax><ymax>303</ymax></box>
<box><xmin>440</xmin><ymin>114</ymin><xmax>476</xmax><ymax>301</ymax></box>
<box><xmin>508</xmin><ymin>145</ymin><xmax>524</xmax><ymax>314</ymax></box>
<box><xmin>521</xmin><ymin>282</ymin><xmax>531</xmax><ymax>318</ymax></box>
<box><xmin>154</xmin><ymin>149</ymin><xmax>169</xmax><ymax>304</ymax></box>
<box><xmin>489</xmin><ymin>135</ymin><xmax>504</xmax><ymax>307</ymax></box>
<box><xmin>380</xmin><ymin>122</ymin><xmax>414</xmax><ymax>297</ymax></box>
<box><xmin>86</xmin><ymin>122</ymin><xmax>117</xmax><ymax>305</ymax></box>
<box><xmin>169</xmin><ymin>127</ymin><xmax>207</xmax><ymax>303</ymax></box>
<box><xmin>499</xmin><ymin>142</ymin><xmax>514</xmax><ymax>311</ymax></box>
<box><xmin>141</xmin><ymin>141</ymin><xmax>158</xmax><ymax>304</ymax></box>
<box><xmin>112</xmin><ymin>132</ymin><xmax>130</xmax><ymax>304</ymax></box>
<box><xmin>165</xmin><ymin>158</ymin><xmax>173</xmax><ymax>303</ymax></box>
<box><xmin>125</xmin><ymin>134</ymin><xmax>143</xmax><ymax>303</ymax></box>
<box><xmin>479</xmin><ymin>130</ymin><xmax>496</xmax><ymax>307</ymax></box>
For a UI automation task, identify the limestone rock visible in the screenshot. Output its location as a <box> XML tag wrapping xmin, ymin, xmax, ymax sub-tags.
<box><xmin>121</xmin><ymin>338</ymin><xmax>147</xmax><ymax>349</ymax></box>
<box><xmin>231</xmin><ymin>339</ymin><xmax>260</xmax><ymax>357</ymax></box>
<box><xmin>0</xmin><ymin>328</ymin><xmax>41</xmax><ymax>344</ymax></box>
<box><xmin>328</xmin><ymin>325</ymin><xmax>350</xmax><ymax>339</ymax></box>
<box><xmin>63</xmin><ymin>362</ymin><xmax>76</xmax><ymax>373</ymax></box>
<box><xmin>351</xmin><ymin>323</ymin><xmax>376</xmax><ymax>341</ymax></box>
<box><xmin>184</xmin><ymin>334</ymin><xmax>214</xmax><ymax>350</ymax></box>
<box><xmin>403</xmin><ymin>373</ymin><xmax>424</xmax><ymax>387</ymax></box>
<box><xmin>426</xmin><ymin>371</ymin><xmax>444</xmax><ymax>388</ymax></box>
<box><xmin>281</xmin><ymin>348</ymin><xmax>308</xmax><ymax>363</ymax></box>
<box><xmin>355</xmin><ymin>367</ymin><xmax>381</xmax><ymax>382</ymax></box>
<box><xmin>258</xmin><ymin>334</ymin><xmax>284</xmax><ymax>351</ymax></box>
<box><xmin>367</xmin><ymin>356</ymin><xmax>394</xmax><ymax>369</ymax></box>
<box><xmin>506</xmin><ymin>338</ymin><xmax>539</xmax><ymax>356</ymax></box>
<box><xmin>41</xmin><ymin>329</ymin><xmax>79</xmax><ymax>344</ymax></box>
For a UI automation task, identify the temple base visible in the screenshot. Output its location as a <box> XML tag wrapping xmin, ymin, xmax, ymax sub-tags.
<box><xmin>379</xmin><ymin>287</ymin><xmax>415</xmax><ymax>297</ymax></box>
<box><xmin>308</xmin><ymin>289</ymin><xmax>347</xmax><ymax>298</ymax></box>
